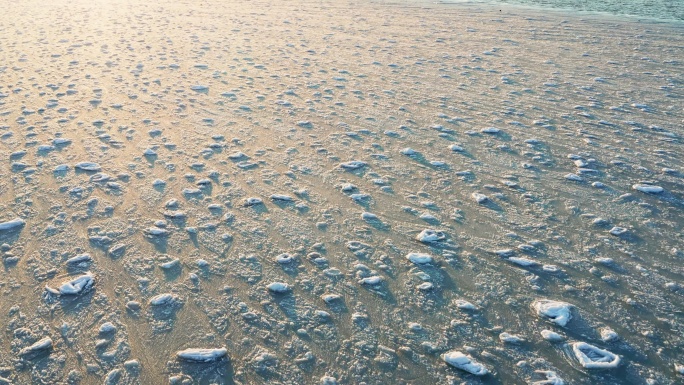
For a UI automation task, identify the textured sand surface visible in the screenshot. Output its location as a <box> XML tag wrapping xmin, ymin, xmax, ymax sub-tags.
<box><xmin>0</xmin><ymin>0</ymin><xmax>683</xmax><ymax>384</ymax></box>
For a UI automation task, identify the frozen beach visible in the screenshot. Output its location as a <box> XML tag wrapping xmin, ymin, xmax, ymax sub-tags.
<box><xmin>0</xmin><ymin>0</ymin><xmax>682</xmax><ymax>383</ymax></box>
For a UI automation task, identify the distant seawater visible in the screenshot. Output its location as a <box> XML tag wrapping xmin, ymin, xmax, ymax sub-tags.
<box><xmin>443</xmin><ymin>0</ymin><xmax>684</xmax><ymax>21</ymax></box>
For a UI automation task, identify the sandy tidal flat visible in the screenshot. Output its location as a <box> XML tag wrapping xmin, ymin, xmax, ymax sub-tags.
<box><xmin>0</xmin><ymin>0</ymin><xmax>683</xmax><ymax>384</ymax></box>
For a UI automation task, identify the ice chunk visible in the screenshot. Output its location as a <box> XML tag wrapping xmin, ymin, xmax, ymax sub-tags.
<box><xmin>632</xmin><ymin>184</ymin><xmax>663</xmax><ymax>194</ymax></box>
<box><xmin>454</xmin><ymin>299</ymin><xmax>477</xmax><ymax>310</ymax></box>
<box><xmin>600</xmin><ymin>328</ymin><xmax>618</xmax><ymax>342</ymax></box>
<box><xmin>267</xmin><ymin>282</ymin><xmax>290</xmax><ymax>293</ymax></box>
<box><xmin>533</xmin><ymin>370</ymin><xmax>564</xmax><ymax>385</ymax></box>
<box><xmin>19</xmin><ymin>337</ymin><xmax>53</xmax><ymax>358</ymax></box>
<box><xmin>275</xmin><ymin>253</ymin><xmax>294</xmax><ymax>264</ymax></box>
<box><xmin>532</xmin><ymin>299</ymin><xmax>573</xmax><ymax>327</ymax></box>
<box><xmin>472</xmin><ymin>193</ymin><xmax>489</xmax><ymax>204</ymax></box>
<box><xmin>481</xmin><ymin>127</ymin><xmax>500</xmax><ymax>134</ymax></box>
<box><xmin>571</xmin><ymin>342</ymin><xmax>620</xmax><ymax>369</ymax></box>
<box><xmin>244</xmin><ymin>197</ymin><xmax>263</xmax><ymax>206</ymax></box>
<box><xmin>149</xmin><ymin>293</ymin><xmax>178</xmax><ymax>306</ymax></box>
<box><xmin>270</xmin><ymin>194</ymin><xmax>294</xmax><ymax>202</ymax></box>
<box><xmin>359</xmin><ymin>276</ymin><xmax>383</xmax><ymax>285</ymax></box>
<box><xmin>65</xmin><ymin>253</ymin><xmax>92</xmax><ymax>267</ymax></box>
<box><xmin>442</xmin><ymin>351</ymin><xmax>488</xmax><ymax>375</ymax></box>
<box><xmin>416</xmin><ymin>229</ymin><xmax>446</xmax><ymax>243</ymax></box>
<box><xmin>339</xmin><ymin>160</ymin><xmax>367</xmax><ymax>170</ymax></box>
<box><xmin>75</xmin><ymin>162</ymin><xmax>102</xmax><ymax>171</ymax></box>
<box><xmin>508</xmin><ymin>257</ymin><xmax>540</xmax><ymax>267</ymax></box>
<box><xmin>565</xmin><ymin>173</ymin><xmax>583</xmax><ymax>182</ymax></box>
<box><xmin>0</xmin><ymin>217</ymin><xmax>25</xmax><ymax>232</ymax></box>
<box><xmin>176</xmin><ymin>348</ymin><xmax>227</xmax><ymax>362</ymax></box>
<box><xmin>47</xmin><ymin>273</ymin><xmax>95</xmax><ymax>296</ymax></box>
<box><xmin>540</xmin><ymin>330</ymin><xmax>564</xmax><ymax>342</ymax></box>
<box><xmin>499</xmin><ymin>332</ymin><xmax>525</xmax><ymax>344</ymax></box>
<box><xmin>609</xmin><ymin>227</ymin><xmax>628</xmax><ymax>236</ymax></box>
<box><xmin>406</xmin><ymin>252</ymin><xmax>433</xmax><ymax>264</ymax></box>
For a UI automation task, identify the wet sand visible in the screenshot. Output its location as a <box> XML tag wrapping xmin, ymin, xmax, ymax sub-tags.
<box><xmin>0</xmin><ymin>0</ymin><xmax>683</xmax><ymax>384</ymax></box>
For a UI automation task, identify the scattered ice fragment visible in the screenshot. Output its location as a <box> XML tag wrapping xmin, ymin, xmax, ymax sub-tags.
<box><xmin>149</xmin><ymin>293</ymin><xmax>178</xmax><ymax>306</ymax></box>
<box><xmin>75</xmin><ymin>162</ymin><xmax>102</xmax><ymax>171</ymax></box>
<box><xmin>532</xmin><ymin>299</ymin><xmax>573</xmax><ymax>327</ymax></box>
<box><xmin>244</xmin><ymin>197</ymin><xmax>263</xmax><ymax>206</ymax></box>
<box><xmin>508</xmin><ymin>257</ymin><xmax>540</xmax><ymax>267</ymax></box>
<box><xmin>632</xmin><ymin>184</ymin><xmax>663</xmax><ymax>194</ymax></box>
<box><xmin>270</xmin><ymin>194</ymin><xmax>294</xmax><ymax>202</ymax></box>
<box><xmin>609</xmin><ymin>227</ymin><xmax>628</xmax><ymax>236</ymax></box>
<box><xmin>417</xmin><ymin>282</ymin><xmax>434</xmax><ymax>291</ymax></box>
<box><xmin>481</xmin><ymin>127</ymin><xmax>500</xmax><ymax>134</ymax></box>
<box><xmin>53</xmin><ymin>138</ymin><xmax>72</xmax><ymax>146</ymax></box>
<box><xmin>321</xmin><ymin>293</ymin><xmax>342</xmax><ymax>303</ymax></box>
<box><xmin>19</xmin><ymin>337</ymin><xmax>53</xmax><ymax>358</ymax></box>
<box><xmin>160</xmin><ymin>259</ymin><xmax>180</xmax><ymax>270</ymax></box>
<box><xmin>361</xmin><ymin>212</ymin><xmax>378</xmax><ymax>221</ymax></box>
<box><xmin>359</xmin><ymin>276</ymin><xmax>383</xmax><ymax>285</ymax></box>
<box><xmin>190</xmin><ymin>85</ymin><xmax>209</xmax><ymax>91</ymax></box>
<box><xmin>452</xmin><ymin>300</ymin><xmax>476</xmax><ymax>311</ymax></box>
<box><xmin>400</xmin><ymin>147</ymin><xmax>417</xmax><ymax>155</ymax></box>
<box><xmin>228</xmin><ymin>151</ymin><xmax>248</xmax><ymax>160</ymax></box>
<box><xmin>0</xmin><ymin>217</ymin><xmax>25</xmax><ymax>232</ymax></box>
<box><xmin>571</xmin><ymin>342</ymin><xmax>620</xmax><ymax>369</ymax></box>
<box><xmin>472</xmin><ymin>193</ymin><xmax>489</xmax><ymax>204</ymax></box>
<box><xmin>176</xmin><ymin>348</ymin><xmax>228</xmax><ymax>362</ymax></box>
<box><xmin>565</xmin><ymin>173</ymin><xmax>583</xmax><ymax>182</ymax></box>
<box><xmin>65</xmin><ymin>253</ymin><xmax>92</xmax><ymax>267</ymax></box>
<box><xmin>407</xmin><ymin>252</ymin><xmax>433</xmax><ymax>264</ymax></box>
<box><xmin>533</xmin><ymin>370</ymin><xmax>565</xmax><ymax>385</ymax></box>
<box><xmin>47</xmin><ymin>273</ymin><xmax>95</xmax><ymax>296</ymax></box>
<box><xmin>99</xmin><ymin>322</ymin><xmax>117</xmax><ymax>334</ymax></box>
<box><xmin>600</xmin><ymin>328</ymin><xmax>618</xmax><ymax>342</ymax></box>
<box><xmin>267</xmin><ymin>282</ymin><xmax>290</xmax><ymax>293</ymax></box>
<box><xmin>275</xmin><ymin>253</ymin><xmax>294</xmax><ymax>264</ymax></box>
<box><xmin>495</xmin><ymin>249</ymin><xmax>515</xmax><ymax>257</ymax></box>
<box><xmin>320</xmin><ymin>375</ymin><xmax>339</xmax><ymax>385</ymax></box>
<box><xmin>499</xmin><ymin>332</ymin><xmax>525</xmax><ymax>344</ymax></box>
<box><xmin>540</xmin><ymin>330</ymin><xmax>564</xmax><ymax>342</ymax></box>
<box><xmin>442</xmin><ymin>351</ymin><xmax>489</xmax><ymax>375</ymax></box>
<box><xmin>144</xmin><ymin>227</ymin><xmax>169</xmax><ymax>237</ymax></box>
<box><xmin>339</xmin><ymin>160</ymin><xmax>367</xmax><ymax>170</ymax></box>
<box><xmin>449</xmin><ymin>144</ymin><xmax>464</xmax><ymax>152</ymax></box>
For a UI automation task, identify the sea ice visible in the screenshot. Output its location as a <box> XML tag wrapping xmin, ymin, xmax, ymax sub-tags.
<box><xmin>176</xmin><ymin>348</ymin><xmax>228</xmax><ymax>362</ymax></box>
<box><xmin>406</xmin><ymin>252</ymin><xmax>434</xmax><ymax>264</ymax></box>
<box><xmin>416</xmin><ymin>229</ymin><xmax>446</xmax><ymax>243</ymax></box>
<box><xmin>442</xmin><ymin>351</ymin><xmax>489</xmax><ymax>375</ymax></box>
<box><xmin>339</xmin><ymin>161</ymin><xmax>367</xmax><ymax>170</ymax></box>
<box><xmin>267</xmin><ymin>282</ymin><xmax>290</xmax><ymax>293</ymax></box>
<box><xmin>0</xmin><ymin>217</ymin><xmax>25</xmax><ymax>232</ymax></box>
<box><xmin>632</xmin><ymin>184</ymin><xmax>664</xmax><ymax>193</ymax></box>
<box><xmin>19</xmin><ymin>337</ymin><xmax>53</xmax><ymax>358</ymax></box>
<box><xmin>571</xmin><ymin>342</ymin><xmax>620</xmax><ymax>369</ymax></box>
<box><xmin>532</xmin><ymin>299</ymin><xmax>573</xmax><ymax>327</ymax></box>
<box><xmin>46</xmin><ymin>273</ymin><xmax>95</xmax><ymax>296</ymax></box>
<box><xmin>75</xmin><ymin>162</ymin><xmax>102</xmax><ymax>171</ymax></box>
